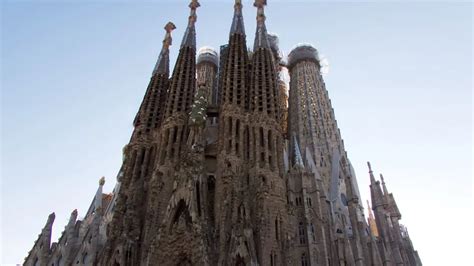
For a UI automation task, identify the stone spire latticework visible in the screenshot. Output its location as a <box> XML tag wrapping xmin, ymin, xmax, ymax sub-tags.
<box><xmin>133</xmin><ymin>22</ymin><xmax>175</xmax><ymax>136</ymax></box>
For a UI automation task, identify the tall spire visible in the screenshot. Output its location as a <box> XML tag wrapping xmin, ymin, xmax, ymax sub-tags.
<box><xmin>253</xmin><ymin>0</ymin><xmax>270</xmax><ymax>50</ymax></box>
<box><xmin>181</xmin><ymin>0</ymin><xmax>200</xmax><ymax>49</ymax></box>
<box><xmin>230</xmin><ymin>0</ymin><xmax>245</xmax><ymax>36</ymax></box>
<box><xmin>94</xmin><ymin>176</ymin><xmax>105</xmax><ymax>210</ymax></box>
<box><xmin>368</xmin><ymin>161</ymin><xmax>376</xmax><ymax>185</ymax></box>
<box><xmin>153</xmin><ymin>22</ymin><xmax>176</xmax><ymax>76</ymax></box>
<box><xmin>380</xmin><ymin>173</ymin><xmax>389</xmax><ymax>195</ymax></box>
<box><xmin>368</xmin><ymin>161</ymin><xmax>385</xmax><ymax>208</ymax></box>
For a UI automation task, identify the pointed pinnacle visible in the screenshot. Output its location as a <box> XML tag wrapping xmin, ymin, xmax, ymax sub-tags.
<box><xmin>380</xmin><ymin>173</ymin><xmax>390</xmax><ymax>196</ymax></box>
<box><xmin>46</xmin><ymin>212</ymin><xmax>56</xmax><ymax>225</ymax></box>
<box><xmin>230</xmin><ymin>0</ymin><xmax>245</xmax><ymax>36</ymax></box>
<box><xmin>99</xmin><ymin>176</ymin><xmax>105</xmax><ymax>186</ymax></box>
<box><xmin>69</xmin><ymin>209</ymin><xmax>78</xmax><ymax>224</ymax></box>
<box><xmin>368</xmin><ymin>161</ymin><xmax>377</xmax><ymax>185</ymax></box>
<box><xmin>367</xmin><ymin>161</ymin><xmax>373</xmax><ymax>173</ymax></box>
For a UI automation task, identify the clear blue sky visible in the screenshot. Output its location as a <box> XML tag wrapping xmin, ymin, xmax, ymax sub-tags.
<box><xmin>1</xmin><ymin>0</ymin><xmax>472</xmax><ymax>265</ymax></box>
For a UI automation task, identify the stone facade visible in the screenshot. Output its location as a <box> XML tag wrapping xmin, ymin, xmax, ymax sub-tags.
<box><xmin>24</xmin><ymin>1</ymin><xmax>422</xmax><ymax>265</ymax></box>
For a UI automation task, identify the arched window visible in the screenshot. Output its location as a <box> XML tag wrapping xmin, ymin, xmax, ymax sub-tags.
<box><xmin>275</xmin><ymin>218</ymin><xmax>279</xmax><ymax>240</ymax></box>
<box><xmin>270</xmin><ymin>251</ymin><xmax>277</xmax><ymax>266</ymax></box>
<box><xmin>196</xmin><ymin>182</ymin><xmax>202</xmax><ymax>217</ymax></box>
<box><xmin>171</xmin><ymin>200</ymin><xmax>192</xmax><ymax>229</ymax></box>
<box><xmin>207</xmin><ymin>176</ymin><xmax>215</xmax><ymax>224</ymax></box>
<box><xmin>301</xmin><ymin>253</ymin><xmax>309</xmax><ymax>266</ymax></box>
<box><xmin>341</xmin><ymin>193</ymin><xmax>348</xmax><ymax>206</ymax></box>
<box><xmin>177</xmin><ymin>257</ymin><xmax>192</xmax><ymax>266</ymax></box>
<box><xmin>299</xmin><ymin>222</ymin><xmax>306</xmax><ymax>244</ymax></box>
<box><xmin>310</xmin><ymin>223</ymin><xmax>316</xmax><ymax>241</ymax></box>
<box><xmin>82</xmin><ymin>253</ymin><xmax>89</xmax><ymax>264</ymax></box>
<box><xmin>235</xmin><ymin>254</ymin><xmax>245</xmax><ymax>266</ymax></box>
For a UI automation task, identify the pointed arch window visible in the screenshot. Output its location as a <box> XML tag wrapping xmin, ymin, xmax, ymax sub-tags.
<box><xmin>341</xmin><ymin>193</ymin><xmax>348</xmax><ymax>207</ymax></box>
<box><xmin>196</xmin><ymin>181</ymin><xmax>202</xmax><ymax>217</ymax></box>
<box><xmin>207</xmin><ymin>175</ymin><xmax>215</xmax><ymax>224</ymax></box>
<box><xmin>299</xmin><ymin>222</ymin><xmax>306</xmax><ymax>244</ymax></box>
<box><xmin>270</xmin><ymin>251</ymin><xmax>277</xmax><ymax>266</ymax></box>
<box><xmin>301</xmin><ymin>253</ymin><xmax>309</xmax><ymax>266</ymax></box>
<box><xmin>82</xmin><ymin>253</ymin><xmax>89</xmax><ymax>264</ymax></box>
<box><xmin>275</xmin><ymin>217</ymin><xmax>280</xmax><ymax>240</ymax></box>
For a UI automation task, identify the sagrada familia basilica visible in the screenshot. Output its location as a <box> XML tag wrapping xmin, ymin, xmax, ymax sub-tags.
<box><xmin>24</xmin><ymin>1</ymin><xmax>422</xmax><ymax>265</ymax></box>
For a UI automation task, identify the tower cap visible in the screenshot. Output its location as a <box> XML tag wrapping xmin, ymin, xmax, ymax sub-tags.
<box><xmin>197</xmin><ymin>46</ymin><xmax>219</xmax><ymax>66</ymax></box>
<box><xmin>287</xmin><ymin>44</ymin><xmax>320</xmax><ymax>68</ymax></box>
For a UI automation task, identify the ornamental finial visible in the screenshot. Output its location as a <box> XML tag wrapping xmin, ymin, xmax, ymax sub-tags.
<box><xmin>189</xmin><ymin>0</ymin><xmax>200</xmax><ymax>9</ymax></box>
<box><xmin>230</xmin><ymin>0</ymin><xmax>246</xmax><ymax>35</ymax></box>
<box><xmin>163</xmin><ymin>22</ymin><xmax>176</xmax><ymax>49</ymax></box>
<box><xmin>99</xmin><ymin>176</ymin><xmax>105</xmax><ymax>186</ymax></box>
<box><xmin>254</xmin><ymin>0</ymin><xmax>267</xmax><ymax>23</ymax></box>
<box><xmin>188</xmin><ymin>0</ymin><xmax>200</xmax><ymax>25</ymax></box>
<box><xmin>235</xmin><ymin>0</ymin><xmax>242</xmax><ymax>9</ymax></box>
<box><xmin>367</xmin><ymin>161</ymin><xmax>373</xmax><ymax>173</ymax></box>
<box><xmin>254</xmin><ymin>0</ymin><xmax>267</xmax><ymax>8</ymax></box>
<box><xmin>181</xmin><ymin>0</ymin><xmax>199</xmax><ymax>48</ymax></box>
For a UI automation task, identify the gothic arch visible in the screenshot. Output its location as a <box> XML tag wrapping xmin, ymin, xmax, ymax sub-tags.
<box><xmin>171</xmin><ymin>199</ymin><xmax>192</xmax><ymax>230</ymax></box>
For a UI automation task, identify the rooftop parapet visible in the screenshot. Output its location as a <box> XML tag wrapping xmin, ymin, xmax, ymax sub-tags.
<box><xmin>197</xmin><ymin>46</ymin><xmax>219</xmax><ymax>66</ymax></box>
<box><xmin>287</xmin><ymin>43</ymin><xmax>321</xmax><ymax>69</ymax></box>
